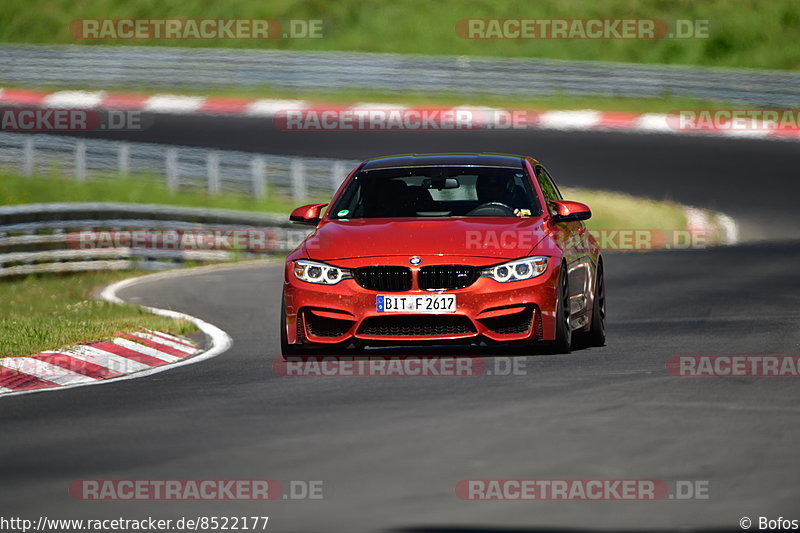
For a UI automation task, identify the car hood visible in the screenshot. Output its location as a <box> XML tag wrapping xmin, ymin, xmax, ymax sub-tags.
<box><xmin>302</xmin><ymin>217</ymin><xmax>551</xmax><ymax>261</ymax></box>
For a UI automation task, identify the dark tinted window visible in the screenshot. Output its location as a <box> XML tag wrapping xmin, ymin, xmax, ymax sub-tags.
<box><xmin>535</xmin><ymin>165</ymin><xmax>563</xmax><ymax>204</ymax></box>
<box><xmin>330</xmin><ymin>166</ymin><xmax>541</xmax><ymax>219</ymax></box>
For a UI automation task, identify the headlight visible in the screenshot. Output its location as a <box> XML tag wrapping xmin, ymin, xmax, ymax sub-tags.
<box><xmin>481</xmin><ymin>256</ymin><xmax>549</xmax><ymax>283</ymax></box>
<box><xmin>293</xmin><ymin>260</ymin><xmax>352</xmax><ymax>285</ymax></box>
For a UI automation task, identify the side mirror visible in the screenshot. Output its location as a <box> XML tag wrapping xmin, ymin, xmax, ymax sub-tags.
<box><xmin>549</xmin><ymin>200</ymin><xmax>591</xmax><ymax>223</ymax></box>
<box><xmin>289</xmin><ymin>203</ymin><xmax>328</xmax><ymax>225</ymax></box>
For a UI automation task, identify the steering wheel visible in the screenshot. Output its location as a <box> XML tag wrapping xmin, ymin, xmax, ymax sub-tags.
<box><xmin>466</xmin><ymin>202</ymin><xmax>515</xmax><ymax>216</ymax></box>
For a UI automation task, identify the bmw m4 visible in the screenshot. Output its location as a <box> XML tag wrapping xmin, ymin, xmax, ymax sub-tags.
<box><xmin>281</xmin><ymin>153</ymin><xmax>605</xmax><ymax>356</ymax></box>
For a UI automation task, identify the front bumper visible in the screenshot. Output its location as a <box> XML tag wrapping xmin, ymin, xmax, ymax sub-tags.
<box><xmin>283</xmin><ymin>257</ymin><xmax>561</xmax><ymax>346</ymax></box>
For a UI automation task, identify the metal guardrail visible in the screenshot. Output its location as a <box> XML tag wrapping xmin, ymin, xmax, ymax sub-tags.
<box><xmin>0</xmin><ymin>132</ymin><xmax>358</xmax><ymax>201</ymax></box>
<box><xmin>1</xmin><ymin>44</ymin><xmax>799</xmax><ymax>107</ymax></box>
<box><xmin>0</xmin><ymin>202</ymin><xmax>311</xmax><ymax>277</ymax></box>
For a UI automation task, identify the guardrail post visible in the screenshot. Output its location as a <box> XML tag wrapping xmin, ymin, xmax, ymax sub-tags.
<box><xmin>75</xmin><ymin>140</ymin><xmax>87</xmax><ymax>181</ymax></box>
<box><xmin>166</xmin><ymin>148</ymin><xmax>179</xmax><ymax>191</ymax></box>
<box><xmin>118</xmin><ymin>143</ymin><xmax>130</xmax><ymax>176</ymax></box>
<box><xmin>331</xmin><ymin>161</ymin><xmax>345</xmax><ymax>193</ymax></box>
<box><xmin>290</xmin><ymin>158</ymin><xmax>307</xmax><ymax>203</ymax></box>
<box><xmin>21</xmin><ymin>137</ymin><xmax>34</xmax><ymax>177</ymax></box>
<box><xmin>207</xmin><ymin>150</ymin><xmax>220</xmax><ymax>194</ymax></box>
<box><xmin>251</xmin><ymin>156</ymin><xmax>267</xmax><ymax>199</ymax></box>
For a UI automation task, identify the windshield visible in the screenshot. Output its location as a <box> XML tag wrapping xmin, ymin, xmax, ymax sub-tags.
<box><xmin>329</xmin><ymin>166</ymin><xmax>541</xmax><ymax>219</ymax></box>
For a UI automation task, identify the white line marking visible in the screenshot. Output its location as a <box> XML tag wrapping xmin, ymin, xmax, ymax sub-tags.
<box><xmin>143</xmin><ymin>329</ymin><xmax>196</xmax><ymax>347</ymax></box>
<box><xmin>130</xmin><ymin>331</ymin><xmax>196</xmax><ymax>354</ymax></box>
<box><xmin>538</xmin><ymin>110</ymin><xmax>602</xmax><ymax>130</ymax></box>
<box><xmin>685</xmin><ymin>206</ymin><xmax>710</xmax><ymax>233</ymax></box>
<box><xmin>633</xmin><ymin>113</ymin><xmax>672</xmax><ymax>133</ymax></box>
<box><xmin>719</xmin><ymin>129</ymin><xmax>771</xmax><ymax>139</ymax></box>
<box><xmin>43</xmin><ymin>90</ymin><xmax>106</xmax><ymax>108</ymax></box>
<box><xmin>350</xmin><ymin>102</ymin><xmax>409</xmax><ymax>111</ymax></box>
<box><xmin>112</xmin><ymin>338</ymin><xmax>181</xmax><ymax>363</ymax></box>
<box><xmin>143</xmin><ymin>94</ymin><xmax>205</xmax><ymax>113</ymax></box>
<box><xmin>246</xmin><ymin>99</ymin><xmax>307</xmax><ymax>117</ymax></box>
<box><xmin>716</xmin><ymin>213</ymin><xmax>740</xmax><ymax>245</ymax></box>
<box><xmin>59</xmin><ymin>345</ymin><xmax>152</xmax><ymax>374</ymax></box>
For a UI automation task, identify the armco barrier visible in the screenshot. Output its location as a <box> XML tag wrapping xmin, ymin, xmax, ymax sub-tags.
<box><xmin>0</xmin><ymin>132</ymin><xmax>358</xmax><ymax>202</ymax></box>
<box><xmin>0</xmin><ymin>202</ymin><xmax>310</xmax><ymax>277</ymax></box>
<box><xmin>1</xmin><ymin>44</ymin><xmax>799</xmax><ymax>107</ymax></box>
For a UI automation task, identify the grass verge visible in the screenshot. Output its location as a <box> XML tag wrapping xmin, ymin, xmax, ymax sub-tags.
<box><xmin>0</xmin><ymin>170</ymin><xmax>305</xmax><ymax>212</ymax></box>
<box><xmin>562</xmin><ymin>187</ymin><xmax>686</xmax><ymax>231</ymax></box>
<box><xmin>0</xmin><ymin>270</ymin><xmax>196</xmax><ymax>357</ymax></box>
<box><xmin>0</xmin><ymin>0</ymin><xmax>798</xmax><ymax>70</ymax></box>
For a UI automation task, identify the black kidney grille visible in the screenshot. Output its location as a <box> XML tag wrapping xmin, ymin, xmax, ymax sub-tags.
<box><xmin>354</xmin><ymin>266</ymin><xmax>412</xmax><ymax>291</ymax></box>
<box><xmin>418</xmin><ymin>265</ymin><xmax>479</xmax><ymax>290</ymax></box>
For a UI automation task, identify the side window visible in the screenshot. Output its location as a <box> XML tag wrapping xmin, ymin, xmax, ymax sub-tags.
<box><xmin>535</xmin><ymin>165</ymin><xmax>563</xmax><ymax>205</ymax></box>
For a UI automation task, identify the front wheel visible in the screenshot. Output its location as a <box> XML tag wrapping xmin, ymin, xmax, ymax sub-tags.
<box><xmin>544</xmin><ymin>264</ymin><xmax>572</xmax><ymax>354</ymax></box>
<box><xmin>583</xmin><ymin>261</ymin><xmax>606</xmax><ymax>347</ymax></box>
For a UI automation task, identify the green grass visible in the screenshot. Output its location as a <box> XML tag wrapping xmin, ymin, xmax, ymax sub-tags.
<box><xmin>0</xmin><ymin>270</ymin><xmax>196</xmax><ymax>357</ymax></box>
<box><xmin>1</xmin><ymin>0</ymin><xmax>798</xmax><ymax>70</ymax></box>
<box><xmin>0</xmin><ymin>170</ymin><xmax>313</xmax><ymax>212</ymax></box>
<box><xmin>562</xmin><ymin>187</ymin><xmax>686</xmax><ymax>230</ymax></box>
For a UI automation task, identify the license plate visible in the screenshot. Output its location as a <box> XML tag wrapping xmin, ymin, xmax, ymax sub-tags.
<box><xmin>376</xmin><ymin>294</ymin><xmax>456</xmax><ymax>313</ymax></box>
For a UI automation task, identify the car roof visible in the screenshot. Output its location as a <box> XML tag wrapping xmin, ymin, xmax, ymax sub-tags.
<box><xmin>359</xmin><ymin>153</ymin><xmax>532</xmax><ymax>170</ymax></box>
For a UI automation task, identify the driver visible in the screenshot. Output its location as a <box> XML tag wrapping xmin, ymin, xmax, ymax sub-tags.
<box><xmin>475</xmin><ymin>174</ymin><xmax>518</xmax><ymax>207</ymax></box>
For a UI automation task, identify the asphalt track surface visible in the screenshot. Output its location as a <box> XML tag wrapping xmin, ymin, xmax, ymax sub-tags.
<box><xmin>2</xmin><ymin>116</ymin><xmax>800</xmax><ymax>532</ymax></box>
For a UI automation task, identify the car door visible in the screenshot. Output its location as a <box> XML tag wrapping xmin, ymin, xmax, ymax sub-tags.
<box><xmin>534</xmin><ymin>165</ymin><xmax>590</xmax><ymax>322</ymax></box>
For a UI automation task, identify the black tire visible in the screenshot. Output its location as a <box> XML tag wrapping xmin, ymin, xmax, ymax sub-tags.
<box><xmin>546</xmin><ymin>264</ymin><xmax>572</xmax><ymax>354</ymax></box>
<box><xmin>583</xmin><ymin>261</ymin><xmax>607</xmax><ymax>347</ymax></box>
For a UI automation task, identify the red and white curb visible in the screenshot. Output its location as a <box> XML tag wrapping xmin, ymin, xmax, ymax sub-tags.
<box><xmin>0</xmin><ymin>267</ymin><xmax>233</xmax><ymax>398</ymax></box>
<box><xmin>1</xmin><ymin>88</ymin><xmax>798</xmax><ymax>141</ymax></box>
<box><xmin>685</xmin><ymin>206</ymin><xmax>739</xmax><ymax>246</ymax></box>
<box><xmin>0</xmin><ymin>330</ymin><xmax>198</xmax><ymax>393</ymax></box>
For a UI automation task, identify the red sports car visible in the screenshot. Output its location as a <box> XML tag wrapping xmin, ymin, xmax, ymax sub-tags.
<box><xmin>281</xmin><ymin>153</ymin><xmax>604</xmax><ymax>355</ymax></box>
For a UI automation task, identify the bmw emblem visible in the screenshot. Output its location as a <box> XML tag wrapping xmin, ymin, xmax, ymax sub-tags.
<box><xmin>409</xmin><ymin>256</ymin><xmax>422</xmax><ymax>265</ymax></box>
